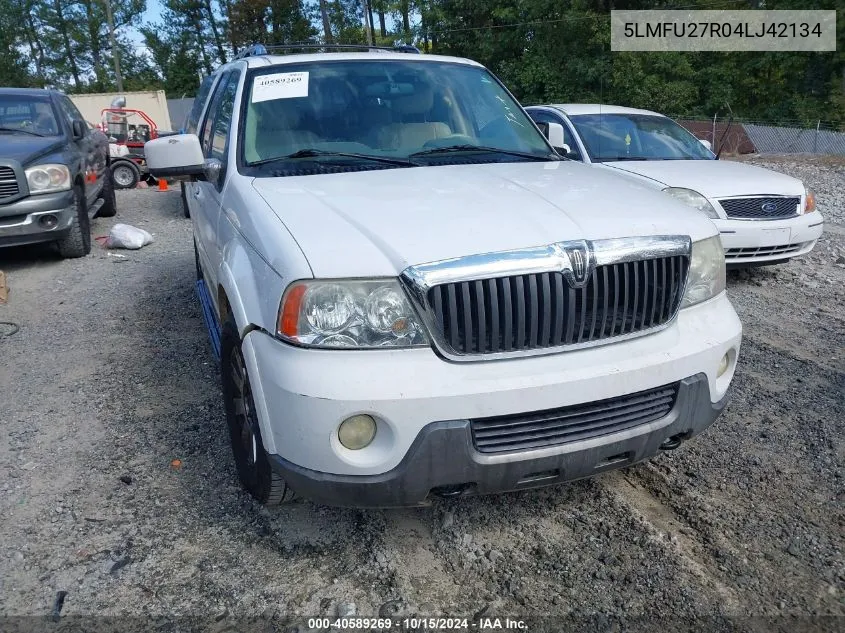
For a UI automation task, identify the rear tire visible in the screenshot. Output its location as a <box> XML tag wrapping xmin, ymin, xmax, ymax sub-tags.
<box><xmin>111</xmin><ymin>161</ymin><xmax>140</xmax><ymax>189</ymax></box>
<box><xmin>96</xmin><ymin>168</ymin><xmax>117</xmax><ymax>217</ymax></box>
<box><xmin>56</xmin><ymin>185</ymin><xmax>91</xmax><ymax>259</ymax></box>
<box><xmin>220</xmin><ymin>317</ymin><xmax>296</xmax><ymax>505</ymax></box>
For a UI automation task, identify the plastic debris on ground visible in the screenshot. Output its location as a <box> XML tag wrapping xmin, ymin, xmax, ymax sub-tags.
<box><xmin>104</xmin><ymin>224</ymin><xmax>154</xmax><ymax>250</ymax></box>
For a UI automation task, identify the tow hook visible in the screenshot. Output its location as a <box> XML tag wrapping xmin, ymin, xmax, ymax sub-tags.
<box><xmin>660</xmin><ymin>433</ymin><xmax>686</xmax><ymax>451</ymax></box>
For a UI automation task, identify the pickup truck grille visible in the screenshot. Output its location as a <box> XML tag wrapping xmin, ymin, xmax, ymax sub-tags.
<box><xmin>426</xmin><ymin>255</ymin><xmax>688</xmax><ymax>356</ymax></box>
<box><xmin>471</xmin><ymin>383</ymin><xmax>680</xmax><ymax>454</ymax></box>
<box><xmin>719</xmin><ymin>196</ymin><xmax>799</xmax><ymax>219</ymax></box>
<box><xmin>0</xmin><ymin>166</ymin><xmax>19</xmax><ymax>201</ymax></box>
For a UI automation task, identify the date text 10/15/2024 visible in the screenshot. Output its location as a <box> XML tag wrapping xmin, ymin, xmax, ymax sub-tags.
<box><xmin>306</xmin><ymin>617</ymin><xmax>529</xmax><ymax>631</ymax></box>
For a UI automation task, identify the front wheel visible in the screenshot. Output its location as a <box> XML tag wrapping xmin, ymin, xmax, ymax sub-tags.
<box><xmin>56</xmin><ymin>185</ymin><xmax>92</xmax><ymax>258</ymax></box>
<box><xmin>220</xmin><ymin>317</ymin><xmax>296</xmax><ymax>505</ymax></box>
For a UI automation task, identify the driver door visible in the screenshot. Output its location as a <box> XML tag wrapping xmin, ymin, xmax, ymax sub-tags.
<box><xmin>193</xmin><ymin>70</ymin><xmax>240</xmax><ymax>298</ymax></box>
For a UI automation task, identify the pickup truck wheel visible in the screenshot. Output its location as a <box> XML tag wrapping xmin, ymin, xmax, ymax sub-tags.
<box><xmin>221</xmin><ymin>318</ymin><xmax>296</xmax><ymax>505</ymax></box>
<box><xmin>96</xmin><ymin>168</ymin><xmax>117</xmax><ymax>217</ymax></box>
<box><xmin>111</xmin><ymin>161</ymin><xmax>140</xmax><ymax>189</ymax></box>
<box><xmin>181</xmin><ymin>182</ymin><xmax>190</xmax><ymax>218</ymax></box>
<box><xmin>56</xmin><ymin>185</ymin><xmax>92</xmax><ymax>258</ymax></box>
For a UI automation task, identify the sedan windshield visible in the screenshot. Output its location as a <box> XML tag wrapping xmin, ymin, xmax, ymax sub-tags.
<box><xmin>0</xmin><ymin>95</ymin><xmax>61</xmax><ymax>137</ymax></box>
<box><xmin>568</xmin><ymin>113</ymin><xmax>714</xmax><ymax>162</ymax></box>
<box><xmin>241</xmin><ymin>60</ymin><xmax>554</xmax><ymax>169</ymax></box>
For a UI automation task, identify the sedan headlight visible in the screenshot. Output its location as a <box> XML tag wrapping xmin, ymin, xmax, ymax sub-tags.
<box><xmin>663</xmin><ymin>187</ymin><xmax>719</xmax><ymax>219</ymax></box>
<box><xmin>25</xmin><ymin>164</ymin><xmax>71</xmax><ymax>195</ymax></box>
<box><xmin>681</xmin><ymin>236</ymin><xmax>726</xmax><ymax>309</ymax></box>
<box><xmin>278</xmin><ymin>279</ymin><xmax>430</xmax><ymax>349</ymax></box>
<box><xmin>803</xmin><ymin>186</ymin><xmax>816</xmax><ymax>214</ymax></box>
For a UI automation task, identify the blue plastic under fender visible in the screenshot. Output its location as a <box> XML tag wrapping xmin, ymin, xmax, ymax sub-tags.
<box><xmin>196</xmin><ymin>279</ymin><xmax>222</xmax><ymax>361</ymax></box>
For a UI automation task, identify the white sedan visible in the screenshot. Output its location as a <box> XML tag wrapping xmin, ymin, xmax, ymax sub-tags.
<box><xmin>526</xmin><ymin>104</ymin><xmax>824</xmax><ymax>267</ymax></box>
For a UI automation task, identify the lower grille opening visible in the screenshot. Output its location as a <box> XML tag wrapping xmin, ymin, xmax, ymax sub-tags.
<box><xmin>517</xmin><ymin>469</ymin><xmax>561</xmax><ymax>485</ymax></box>
<box><xmin>471</xmin><ymin>383</ymin><xmax>680</xmax><ymax>455</ymax></box>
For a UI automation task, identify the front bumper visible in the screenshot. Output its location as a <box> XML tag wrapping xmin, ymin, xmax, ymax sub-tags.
<box><xmin>270</xmin><ymin>373</ymin><xmax>725</xmax><ymax>507</ymax></box>
<box><xmin>717</xmin><ymin>211</ymin><xmax>824</xmax><ymax>266</ymax></box>
<box><xmin>242</xmin><ymin>292</ymin><xmax>741</xmax><ymax>496</ymax></box>
<box><xmin>0</xmin><ymin>190</ymin><xmax>76</xmax><ymax>247</ymax></box>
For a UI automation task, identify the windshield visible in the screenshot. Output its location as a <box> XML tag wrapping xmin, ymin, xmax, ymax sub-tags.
<box><xmin>0</xmin><ymin>95</ymin><xmax>61</xmax><ymax>136</ymax></box>
<box><xmin>568</xmin><ymin>113</ymin><xmax>714</xmax><ymax>162</ymax></box>
<box><xmin>241</xmin><ymin>60</ymin><xmax>553</xmax><ymax>169</ymax></box>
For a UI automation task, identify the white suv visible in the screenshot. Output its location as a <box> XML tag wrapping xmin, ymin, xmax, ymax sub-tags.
<box><xmin>146</xmin><ymin>46</ymin><xmax>742</xmax><ymax>507</ymax></box>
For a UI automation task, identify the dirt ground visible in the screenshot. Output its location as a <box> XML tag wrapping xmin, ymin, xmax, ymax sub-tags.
<box><xmin>0</xmin><ymin>157</ymin><xmax>842</xmax><ymax>631</ymax></box>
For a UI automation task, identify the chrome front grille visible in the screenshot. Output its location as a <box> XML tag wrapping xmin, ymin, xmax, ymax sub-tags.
<box><xmin>402</xmin><ymin>236</ymin><xmax>691</xmax><ymax>360</ymax></box>
<box><xmin>471</xmin><ymin>383</ymin><xmax>680</xmax><ymax>454</ymax></box>
<box><xmin>0</xmin><ymin>166</ymin><xmax>19</xmax><ymax>201</ymax></box>
<box><xmin>719</xmin><ymin>196</ymin><xmax>800</xmax><ymax>219</ymax></box>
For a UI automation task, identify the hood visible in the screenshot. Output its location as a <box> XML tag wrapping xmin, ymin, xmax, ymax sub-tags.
<box><xmin>252</xmin><ymin>161</ymin><xmax>718</xmax><ymax>278</ymax></box>
<box><xmin>0</xmin><ymin>133</ymin><xmax>66</xmax><ymax>166</ymax></box>
<box><xmin>602</xmin><ymin>159</ymin><xmax>805</xmax><ymax>198</ymax></box>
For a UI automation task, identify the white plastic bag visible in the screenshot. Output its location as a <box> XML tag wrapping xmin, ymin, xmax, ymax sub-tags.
<box><xmin>105</xmin><ymin>223</ymin><xmax>154</xmax><ymax>250</ymax></box>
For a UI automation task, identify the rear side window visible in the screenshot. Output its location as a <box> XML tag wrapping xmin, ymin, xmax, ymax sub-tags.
<box><xmin>185</xmin><ymin>75</ymin><xmax>216</xmax><ymax>135</ymax></box>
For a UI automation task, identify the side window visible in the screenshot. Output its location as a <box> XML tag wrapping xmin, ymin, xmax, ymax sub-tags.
<box><xmin>528</xmin><ymin>110</ymin><xmax>582</xmax><ymax>160</ymax></box>
<box><xmin>199</xmin><ymin>73</ymin><xmax>231</xmax><ymax>155</ymax></box>
<box><xmin>185</xmin><ymin>75</ymin><xmax>216</xmax><ymax>134</ymax></box>
<box><xmin>207</xmin><ymin>72</ymin><xmax>240</xmax><ymax>162</ymax></box>
<box><xmin>57</xmin><ymin>95</ymin><xmax>84</xmax><ymax>126</ymax></box>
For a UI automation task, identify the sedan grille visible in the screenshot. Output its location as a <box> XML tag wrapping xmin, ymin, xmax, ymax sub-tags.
<box><xmin>719</xmin><ymin>197</ymin><xmax>799</xmax><ymax>219</ymax></box>
<box><xmin>0</xmin><ymin>166</ymin><xmax>19</xmax><ymax>201</ymax></box>
<box><xmin>471</xmin><ymin>383</ymin><xmax>680</xmax><ymax>454</ymax></box>
<box><xmin>427</xmin><ymin>255</ymin><xmax>688</xmax><ymax>355</ymax></box>
<box><xmin>725</xmin><ymin>242</ymin><xmax>809</xmax><ymax>259</ymax></box>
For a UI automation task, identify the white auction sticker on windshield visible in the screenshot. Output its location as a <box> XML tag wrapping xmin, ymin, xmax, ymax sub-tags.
<box><xmin>251</xmin><ymin>72</ymin><xmax>309</xmax><ymax>102</ymax></box>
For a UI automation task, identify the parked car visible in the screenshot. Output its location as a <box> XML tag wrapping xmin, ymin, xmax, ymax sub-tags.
<box><xmin>0</xmin><ymin>88</ymin><xmax>116</xmax><ymax>258</ymax></box>
<box><xmin>526</xmin><ymin>104</ymin><xmax>824</xmax><ymax>268</ymax></box>
<box><xmin>145</xmin><ymin>45</ymin><xmax>742</xmax><ymax>508</ymax></box>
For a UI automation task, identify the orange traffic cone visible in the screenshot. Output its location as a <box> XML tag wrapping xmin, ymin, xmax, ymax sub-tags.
<box><xmin>157</xmin><ymin>178</ymin><xmax>169</xmax><ymax>192</ymax></box>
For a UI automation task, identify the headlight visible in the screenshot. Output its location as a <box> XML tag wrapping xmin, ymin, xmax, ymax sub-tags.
<box><xmin>681</xmin><ymin>236</ymin><xmax>726</xmax><ymax>309</ymax></box>
<box><xmin>278</xmin><ymin>279</ymin><xmax>430</xmax><ymax>349</ymax></box>
<box><xmin>25</xmin><ymin>164</ymin><xmax>71</xmax><ymax>195</ymax></box>
<box><xmin>803</xmin><ymin>186</ymin><xmax>816</xmax><ymax>214</ymax></box>
<box><xmin>663</xmin><ymin>187</ymin><xmax>719</xmax><ymax>219</ymax></box>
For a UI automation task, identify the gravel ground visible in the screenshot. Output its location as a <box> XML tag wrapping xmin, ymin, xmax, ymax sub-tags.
<box><xmin>0</xmin><ymin>157</ymin><xmax>842</xmax><ymax>631</ymax></box>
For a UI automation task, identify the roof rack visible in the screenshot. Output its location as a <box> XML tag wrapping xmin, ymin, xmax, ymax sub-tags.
<box><xmin>232</xmin><ymin>43</ymin><xmax>420</xmax><ymax>60</ymax></box>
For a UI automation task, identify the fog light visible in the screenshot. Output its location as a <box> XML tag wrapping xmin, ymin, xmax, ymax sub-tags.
<box><xmin>717</xmin><ymin>352</ymin><xmax>730</xmax><ymax>378</ymax></box>
<box><xmin>338</xmin><ymin>415</ymin><xmax>376</xmax><ymax>450</ymax></box>
<box><xmin>38</xmin><ymin>214</ymin><xmax>58</xmax><ymax>229</ymax></box>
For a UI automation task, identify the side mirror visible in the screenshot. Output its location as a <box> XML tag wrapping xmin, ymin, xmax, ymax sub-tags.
<box><xmin>699</xmin><ymin>139</ymin><xmax>713</xmax><ymax>151</ymax></box>
<box><xmin>144</xmin><ymin>134</ymin><xmax>206</xmax><ymax>181</ymax></box>
<box><xmin>71</xmin><ymin>120</ymin><xmax>86</xmax><ymax>139</ymax></box>
<box><xmin>536</xmin><ymin>121</ymin><xmax>567</xmax><ymax>150</ymax></box>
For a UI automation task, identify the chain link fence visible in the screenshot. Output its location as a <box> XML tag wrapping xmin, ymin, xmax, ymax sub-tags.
<box><xmin>675</xmin><ymin>117</ymin><xmax>845</xmax><ymax>156</ymax></box>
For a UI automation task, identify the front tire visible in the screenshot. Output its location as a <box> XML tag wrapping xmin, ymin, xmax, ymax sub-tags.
<box><xmin>181</xmin><ymin>182</ymin><xmax>190</xmax><ymax>218</ymax></box>
<box><xmin>220</xmin><ymin>317</ymin><xmax>296</xmax><ymax>505</ymax></box>
<box><xmin>56</xmin><ymin>185</ymin><xmax>92</xmax><ymax>258</ymax></box>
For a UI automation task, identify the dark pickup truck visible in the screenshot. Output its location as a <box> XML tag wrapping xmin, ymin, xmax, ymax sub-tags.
<box><xmin>0</xmin><ymin>88</ymin><xmax>117</xmax><ymax>258</ymax></box>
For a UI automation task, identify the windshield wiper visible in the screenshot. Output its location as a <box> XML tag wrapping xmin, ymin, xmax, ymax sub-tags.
<box><xmin>251</xmin><ymin>149</ymin><xmax>413</xmax><ymax>167</ymax></box>
<box><xmin>0</xmin><ymin>126</ymin><xmax>45</xmax><ymax>137</ymax></box>
<box><xmin>409</xmin><ymin>145</ymin><xmax>555</xmax><ymax>161</ymax></box>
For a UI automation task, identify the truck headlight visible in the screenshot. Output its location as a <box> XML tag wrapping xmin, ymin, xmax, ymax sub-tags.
<box><xmin>25</xmin><ymin>164</ymin><xmax>71</xmax><ymax>195</ymax></box>
<box><xmin>681</xmin><ymin>236</ymin><xmax>726</xmax><ymax>309</ymax></box>
<box><xmin>663</xmin><ymin>187</ymin><xmax>719</xmax><ymax>219</ymax></box>
<box><xmin>278</xmin><ymin>279</ymin><xmax>430</xmax><ymax>349</ymax></box>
